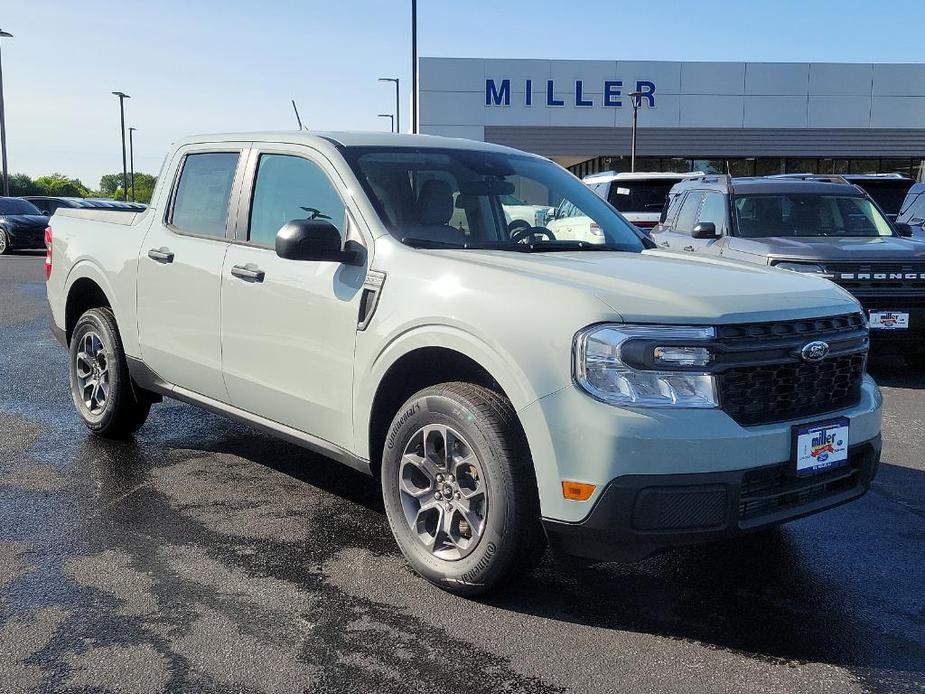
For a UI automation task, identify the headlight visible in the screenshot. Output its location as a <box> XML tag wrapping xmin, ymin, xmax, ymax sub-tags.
<box><xmin>573</xmin><ymin>325</ymin><xmax>718</xmax><ymax>408</ymax></box>
<box><xmin>772</xmin><ymin>261</ymin><xmax>827</xmax><ymax>274</ymax></box>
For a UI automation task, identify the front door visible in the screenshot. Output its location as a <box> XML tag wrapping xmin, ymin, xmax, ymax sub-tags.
<box><xmin>220</xmin><ymin>148</ymin><xmax>366</xmax><ymax>450</ymax></box>
<box><xmin>136</xmin><ymin>147</ymin><xmax>246</xmax><ymax>401</ymax></box>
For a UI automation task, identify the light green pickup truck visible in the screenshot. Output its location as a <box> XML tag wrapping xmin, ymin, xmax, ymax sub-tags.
<box><xmin>45</xmin><ymin>132</ymin><xmax>882</xmax><ymax>595</ymax></box>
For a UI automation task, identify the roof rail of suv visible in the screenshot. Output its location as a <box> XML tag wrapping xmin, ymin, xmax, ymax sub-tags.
<box><xmin>768</xmin><ymin>173</ymin><xmax>851</xmax><ymax>184</ymax></box>
<box><xmin>683</xmin><ymin>173</ymin><xmax>732</xmax><ymax>185</ymax></box>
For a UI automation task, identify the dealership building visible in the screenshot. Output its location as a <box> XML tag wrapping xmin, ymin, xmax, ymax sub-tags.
<box><xmin>419</xmin><ymin>58</ymin><xmax>925</xmax><ymax>179</ymax></box>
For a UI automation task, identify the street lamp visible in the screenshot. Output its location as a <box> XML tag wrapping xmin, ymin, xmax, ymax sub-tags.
<box><xmin>112</xmin><ymin>91</ymin><xmax>130</xmax><ymax>201</ymax></box>
<box><xmin>0</xmin><ymin>29</ymin><xmax>13</xmax><ymax>197</ymax></box>
<box><xmin>128</xmin><ymin>127</ymin><xmax>136</xmax><ymax>202</ymax></box>
<box><xmin>378</xmin><ymin>77</ymin><xmax>400</xmax><ymax>133</ymax></box>
<box><xmin>378</xmin><ymin>113</ymin><xmax>395</xmax><ymax>133</ymax></box>
<box><xmin>411</xmin><ymin>0</ymin><xmax>418</xmax><ymax>134</ymax></box>
<box><xmin>629</xmin><ymin>90</ymin><xmax>643</xmax><ymax>173</ymax></box>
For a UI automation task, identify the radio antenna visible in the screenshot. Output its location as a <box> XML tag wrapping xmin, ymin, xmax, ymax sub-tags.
<box><xmin>291</xmin><ymin>99</ymin><xmax>305</xmax><ymax>130</ymax></box>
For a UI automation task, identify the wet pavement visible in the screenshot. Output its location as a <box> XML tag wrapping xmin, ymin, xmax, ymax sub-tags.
<box><xmin>1</xmin><ymin>251</ymin><xmax>923</xmax><ymax>693</ymax></box>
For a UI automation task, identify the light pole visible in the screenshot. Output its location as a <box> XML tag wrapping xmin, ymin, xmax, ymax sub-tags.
<box><xmin>411</xmin><ymin>0</ymin><xmax>418</xmax><ymax>134</ymax></box>
<box><xmin>378</xmin><ymin>77</ymin><xmax>400</xmax><ymax>133</ymax></box>
<box><xmin>0</xmin><ymin>29</ymin><xmax>13</xmax><ymax>197</ymax></box>
<box><xmin>378</xmin><ymin>113</ymin><xmax>395</xmax><ymax>133</ymax></box>
<box><xmin>112</xmin><ymin>91</ymin><xmax>130</xmax><ymax>201</ymax></box>
<box><xmin>629</xmin><ymin>90</ymin><xmax>643</xmax><ymax>173</ymax></box>
<box><xmin>128</xmin><ymin>127</ymin><xmax>136</xmax><ymax>202</ymax></box>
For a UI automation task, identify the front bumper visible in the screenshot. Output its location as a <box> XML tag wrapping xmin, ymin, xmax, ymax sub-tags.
<box><xmin>544</xmin><ymin>436</ymin><xmax>881</xmax><ymax>562</ymax></box>
<box><xmin>851</xmin><ymin>294</ymin><xmax>925</xmax><ymax>354</ymax></box>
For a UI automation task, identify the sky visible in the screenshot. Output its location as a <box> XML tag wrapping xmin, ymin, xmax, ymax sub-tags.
<box><xmin>4</xmin><ymin>0</ymin><xmax>925</xmax><ymax>188</ymax></box>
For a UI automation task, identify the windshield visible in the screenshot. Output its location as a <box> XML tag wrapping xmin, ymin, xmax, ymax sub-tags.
<box><xmin>606</xmin><ymin>180</ymin><xmax>679</xmax><ymax>213</ymax></box>
<box><xmin>733</xmin><ymin>194</ymin><xmax>894</xmax><ymax>238</ymax></box>
<box><xmin>0</xmin><ymin>198</ymin><xmax>42</xmax><ymax>215</ymax></box>
<box><xmin>343</xmin><ymin>147</ymin><xmax>646</xmax><ymax>252</ymax></box>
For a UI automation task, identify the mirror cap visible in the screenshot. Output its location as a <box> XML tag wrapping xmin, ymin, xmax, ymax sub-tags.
<box><xmin>276</xmin><ymin>219</ymin><xmax>345</xmax><ymax>261</ymax></box>
<box><xmin>895</xmin><ymin>222</ymin><xmax>914</xmax><ymax>237</ymax></box>
<box><xmin>691</xmin><ymin>221</ymin><xmax>718</xmax><ymax>239</ymax></box>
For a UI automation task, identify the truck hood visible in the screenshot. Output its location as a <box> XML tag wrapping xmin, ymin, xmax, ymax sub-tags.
<box><xmin>432</xmin><ymin>248</ymin><xmax>860</xmax><ymax>324</ymax></box>
<box><xmin>727</xmin><ymin>235</ymin><xmax>925</xmax><ymax>262</ymax></box>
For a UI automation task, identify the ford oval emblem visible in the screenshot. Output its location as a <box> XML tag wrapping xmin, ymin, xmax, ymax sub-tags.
<box><xmin>801</xmin><ymin>340</ymin><xmax>830</xmax><ymax>362</ymax></box>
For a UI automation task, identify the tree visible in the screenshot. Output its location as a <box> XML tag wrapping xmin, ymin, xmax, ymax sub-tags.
<box><xmin>98</xmin><ymin>172</ymin><xmax>157</xmax><ymax>204</ymax></box>
<box><xmin>33</xmin><ymin>173</ymin><xmax>91</xmax><ymax>198</ymax></box>
<box><xmin>8</xmin><ymin>173</ymin><xmax>40</xmax><ymax>196</ymax></box>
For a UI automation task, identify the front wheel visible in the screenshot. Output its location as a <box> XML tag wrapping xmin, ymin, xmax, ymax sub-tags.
<box><xmin>381</xmin><ymin>382</ymin><xmax>546</xmax><ymax>596</ymax></box>
<box><xmin>0</xmin><ymin>229</ymin><xmax>9</xmax><ymax>255</ymax></box>
<box><xmin>69</xmin><ymin>308</ymin><xmax>151</xmax><ymax>438</ymax></box>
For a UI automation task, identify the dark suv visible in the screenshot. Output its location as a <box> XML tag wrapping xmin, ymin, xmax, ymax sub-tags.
<box><xmin>652</xmin><ymin>175</ymin><xmax>925</xmax><ymax>364</ymax></box>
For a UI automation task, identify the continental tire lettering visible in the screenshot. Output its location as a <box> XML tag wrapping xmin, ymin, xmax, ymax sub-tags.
<box><xmin>458</xmin><ymin>541</ymin><xmax>497</xmax><ymax>584</ymax></box>
<box><xmin>386</xmin><ymin>402</ymin><xmax>422</xmax><ymax>450</ymax></box>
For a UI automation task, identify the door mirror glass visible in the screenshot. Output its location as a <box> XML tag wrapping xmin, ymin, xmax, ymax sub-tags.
<box><xmin>692</xmin><ymin>221</ymin><xmax>718</xmax><ymax>239</ymax></box>
<box><xmin>895</xmin><ymin>221</ymin><xmax>913</xmax><ymax>237</ymax></box>
<box><xmin>276</xmin><ymin>219</ymin><xmax>359</xmax><ymax>263</ymax></box>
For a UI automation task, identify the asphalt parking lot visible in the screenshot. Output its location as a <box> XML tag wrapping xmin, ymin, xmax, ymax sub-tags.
<box><xmin>0</xmin><ymin>252</ymin><xmax>923</xmax><ymax>694</ymax></box>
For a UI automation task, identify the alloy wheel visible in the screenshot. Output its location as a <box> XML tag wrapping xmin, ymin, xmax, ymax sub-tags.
<box><xmin>74</xmin><ymin>331</ymin><xmax>110</xmax><ymax>415</ymax></box>
<box><xmin>398</xmin><ymin>424</ymin><xmax>488</xmax><ymax>561</ymax></box>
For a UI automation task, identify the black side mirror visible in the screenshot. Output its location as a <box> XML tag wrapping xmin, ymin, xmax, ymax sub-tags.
<box><xmin>895</xmin><ymin>222</ymin><xmax>913</xmax><ymax>237</ymax></box>
<box><xmin>275</xmin><ymin>219</ymin><xmax>361</xmax><ymax>264</ymax></box>
<box><xmin>692</xmin><ymin>221</ymin><xmax>719</xmax><ymax>239</ymax></box>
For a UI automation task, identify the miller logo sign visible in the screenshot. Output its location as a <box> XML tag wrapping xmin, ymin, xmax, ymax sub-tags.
<box><xmin>485</xmin><ymin>78</ymin><xmax>656</xmax><ymax>109</ymax></box>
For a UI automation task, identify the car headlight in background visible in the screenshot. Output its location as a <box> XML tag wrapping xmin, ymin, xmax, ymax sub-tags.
<box><xmin>772</xmin><ymin>261</ymin><xmax>827</xmax><ymax>274</ymax></box>
<box><xmin>573</xmin><ymin>325</ymin><xmax>718</xmax><ymax>408</ymax></box>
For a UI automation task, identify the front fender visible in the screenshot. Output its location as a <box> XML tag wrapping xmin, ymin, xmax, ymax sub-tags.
<box><xmin>353</xmin><ymin>322</ymin><xmax>566</xmax><ymax>462</ymax></box>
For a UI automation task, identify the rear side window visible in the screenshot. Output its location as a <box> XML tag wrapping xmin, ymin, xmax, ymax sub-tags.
<box><xmin>171</xmin><ymin>152</ymin><xmax>239</xmax><ymax>237</ymax></box>
<box><xmin>674</xmin><ymin>192</ymin><xmax>704</xmax><ymax>234</ymax></box>
<box><xmin>248</xmin><ymin>154</ymin><xmax>346</xmax><ymax>247</ymax></box>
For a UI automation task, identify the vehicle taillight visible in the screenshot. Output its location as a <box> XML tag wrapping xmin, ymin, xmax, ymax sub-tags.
<box><xmin>44</xmin><ymin>227</ymin><xmax>52</xmax><ymax>280</ymax></box>
<box><xmin>634</xmin><ymin>220</ymin><xmax>658</xmax><ymax>230</ymax></box>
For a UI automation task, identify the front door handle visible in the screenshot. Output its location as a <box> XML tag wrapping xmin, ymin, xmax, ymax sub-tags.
<box><xmin>147</xmin><ymin>247</ymin><xmax>174</xmax><ymax>264</ymax></box>
<box><xmin>683</xmin><ymin>245</ymin><xmax>695</xmax><ymax>252</ymax></box>
<box><xmin>230</xmin><ymin>263</ymin><xmax>265</xmax><ymax>283</ymax></box>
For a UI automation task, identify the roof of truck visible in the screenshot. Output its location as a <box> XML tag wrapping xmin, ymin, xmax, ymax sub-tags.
<box><xmin>670</xmin><ymin>175</ymin><xmax>866</xmax><ymax>196</ymax></box>
<box><xmin>172</xmin><ymin>131</ymin><xmax>527</xmax><ymax>155</ymax></box>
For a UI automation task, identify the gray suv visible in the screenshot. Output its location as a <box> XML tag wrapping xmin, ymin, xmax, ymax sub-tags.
<box><xmin>652</xmin><ymin>175</ymin><xmax>925</xmax><ymax>365</ymax></box>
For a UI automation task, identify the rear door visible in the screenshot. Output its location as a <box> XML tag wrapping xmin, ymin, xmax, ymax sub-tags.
<box><xmin>220</xmin><ymin>145</ymin><xmax>367</xmax><ymax>450</ymax></box>
<box><xmin>136</xmin><ymin>145</ymin><xmax>247</xmax><ymax>401</ymax></box>
<box><xmin>656</xmin><ymin>191</ymin><xmax>703</xmax><ymax>250</ymax></box>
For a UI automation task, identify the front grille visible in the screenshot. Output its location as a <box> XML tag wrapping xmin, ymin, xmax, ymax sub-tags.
<box><xmin>715</xmin><ymin>313</ymin><xmax>866</xmax><ymax>346</ymax></box>
<box><xmin>738</xmin><ymin>452</ymin><xmax>867</xmax><ymax>521</ymax></box>
<box><xmin>826</xmin><ymin>262</ymin><xmax>925</xmax><ymax>293</ymax></box>
<box><xmin>718</xmin><ymin>352</ymin><xmax>865</xmax><ymax>426</ymax></box>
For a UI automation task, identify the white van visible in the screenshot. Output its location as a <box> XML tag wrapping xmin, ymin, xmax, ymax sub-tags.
<box><xmin>583</xmin><ymin>171</ymin><xmax>705</xmax><ymax>231</ymax></box>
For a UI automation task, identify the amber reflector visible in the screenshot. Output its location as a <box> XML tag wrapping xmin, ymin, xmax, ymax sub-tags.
<box><xmin>561</xmin><ymin>481</ymin><xmax>596</xmax><ymax>501</ymax></box>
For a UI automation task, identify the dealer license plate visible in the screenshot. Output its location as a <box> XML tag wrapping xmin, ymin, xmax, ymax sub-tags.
<box><xmin>869</xmin><ymin>310</ymin><xmax>909</xmax><ymax>330</ymax></box>
<box><xmin>793</xmin><ymin>418</ymin><xmax>849</xmax><ymax>477</ymax></box>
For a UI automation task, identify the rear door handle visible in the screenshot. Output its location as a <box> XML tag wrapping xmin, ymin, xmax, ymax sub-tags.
<box><xmin>147</xmin><ymin>247</ymin><xmax>174</xmax><ymax>264</ymax></box>
<box><xmin>230</xmin><ymin>264</ymin><xmax>265</xmax><ymax>283</ymax></box>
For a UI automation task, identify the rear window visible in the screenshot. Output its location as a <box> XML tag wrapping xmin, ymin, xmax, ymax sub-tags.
<box><xmin>607</xmin><ymin>180</ymin><xmax>679</xmax><ymax>214</ymax></box>
<box><xmin>170</xmin><ymin>152</ymin><xmax>239</xmax><ymax>238</ymax></box>
<box><xmin>848</xmin><ymin>179</ymin><xmax>914</xmax><ymax>216</ymax></box>
<box><xmin>0</xmin><ymin>198</ymin><xmax>42</xmax><ymax>215</ymax></box>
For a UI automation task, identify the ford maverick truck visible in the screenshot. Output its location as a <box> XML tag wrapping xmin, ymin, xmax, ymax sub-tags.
<box><xmin>46</xmin><ymin>132</ymin><xmax>882</xmax><ymax>595</ymax></box>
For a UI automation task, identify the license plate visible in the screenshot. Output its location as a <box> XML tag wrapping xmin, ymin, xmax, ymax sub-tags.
<box><xmin>869</xmin><ymin>310</ymin><xmax>909</xmax><ymax>330</ymax></box>
<box><xmin>792</xmin><ymin>418</ymin><xmax>849</xmax><ymax>477</ymax></box>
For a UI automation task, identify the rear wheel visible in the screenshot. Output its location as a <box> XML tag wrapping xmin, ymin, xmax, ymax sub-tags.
<box><xmin>381</xmin><ymin>382</ymin><xmax>546</xmax><ymax>596</ymax></box>
<box><xmin>69</xmin><ymin>308</ymin><xmax>151</xmax><ymax>437</ymax></box>
<box><xmin>0</xmin><ymin>229</ymin><xmax>9</xmax><ymax>255</ymax></box>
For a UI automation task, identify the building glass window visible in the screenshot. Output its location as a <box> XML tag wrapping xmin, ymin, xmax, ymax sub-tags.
<box><xmin>692</xmin><ymin>159</ymin><xmax>725</xmax><ymax>174</ymax></box>
<box><xmin>728</xmin><ymin>158</ymin><xmax>756</xmax><ymax>177</ymax></box>
<box><xmin>785</xmin><ymin>159</ymin><xmax>818</xmax><ymax>174</ymax></box>
<box><xmin>754</xmin><ymin>158</ymin><xmax>784</xmax><ymax>176</ymax></box>
<box><xmin>879</xmin><ymin>159</ymin><xmax>913</xmax><ymax>177</ymax></box>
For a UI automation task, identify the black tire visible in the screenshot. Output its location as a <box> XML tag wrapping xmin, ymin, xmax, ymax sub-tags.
<box><xmin>381</xmin><ymin>382</ymin><xmax>546</xmax><ymax>596</ymax></box>
<box><xmin>0</xmin><ymin>229</ymin><xmax>9</xmax><ymax>255</ymax></box>
<box><xmin>69</xmin><ymin>307</ymin><xmax>151</xmax><ymax>438</ymax></box>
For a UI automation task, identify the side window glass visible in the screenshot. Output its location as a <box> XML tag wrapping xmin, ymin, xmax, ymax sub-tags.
<box><xmin>909</xmin><ymin>195</ymin><xmax>925</xmax><ymax>223</ymax></box>
<box><xmin>661</xmin><ymin>193</ymin><xmax>684</xmax><ymax>224</ymax></box>
<box><xmin>674</xmin><ymin>192</ymin><xmax>704</xmax><ymax>234</ymax></box>
<box><xmin>171</xmin><ymin>152</ymin><xmax>239</xmax><ymax>238</ymax></box>
<box><xmin>697</xmin><ymin>192</ymin><xmax>726</xmax><ymax>232</ymax></box>
<box><xmin>248</xmin><ymin>154</ymin><xmax>346</xmax><ymax>247</ymax></box>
